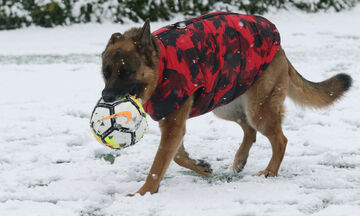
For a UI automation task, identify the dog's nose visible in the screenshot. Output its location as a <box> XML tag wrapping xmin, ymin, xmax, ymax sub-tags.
<box><xmin>102</xmin><ymin>89</ymin><xmax>118</xmax><ymax>102</ymax></box>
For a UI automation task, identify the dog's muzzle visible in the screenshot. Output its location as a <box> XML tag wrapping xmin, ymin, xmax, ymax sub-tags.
<box><xmin>102</xmin><ymin>83</ymin><xmax>141</xmax><ymax>102</ymax></box>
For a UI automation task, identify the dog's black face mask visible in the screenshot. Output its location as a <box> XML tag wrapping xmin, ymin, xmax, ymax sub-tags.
<box><xmin>101</xmin><ymin>49</ymin><xmax>143</xmax><ymax>102</ymax></box>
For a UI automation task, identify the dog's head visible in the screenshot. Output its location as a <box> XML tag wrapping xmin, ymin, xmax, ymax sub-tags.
<box><xmin>101</xmin><ymin>20</ymin><xmax>159</xmax><ymax>103</ymax></box>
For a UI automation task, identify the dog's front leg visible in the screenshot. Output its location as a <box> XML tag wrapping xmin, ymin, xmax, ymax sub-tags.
<box><xmin>128</xmin><ymin>96</ymin><xmax>193</xmax><ymax>196</ymax></box>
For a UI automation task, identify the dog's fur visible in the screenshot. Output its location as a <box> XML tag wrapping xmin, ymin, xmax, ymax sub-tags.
<box><xmin>101</xmin><ymin>20</ymin><xmax>352</xmax><ymax>196</ymax></box>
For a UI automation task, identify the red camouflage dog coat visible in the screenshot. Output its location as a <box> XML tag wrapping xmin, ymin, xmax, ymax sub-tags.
<box><xmin>143</xmin><ymin>12</ymin><xmax>281</xmax><ymax>121</ymax></box>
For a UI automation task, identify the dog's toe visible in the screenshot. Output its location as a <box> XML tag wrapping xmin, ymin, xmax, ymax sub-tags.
<box><xmin>195</xmin><ymin>159</ymin><xmax>213</xmax><ymax>176</ymax></box>
<box><xmin>233</xmin><ymin>159</ymin><xmax>247</xmax><ymax>173</ymax></box>
<box><xmin>196</xmin><ymin>159</ymin><xmax>210</xmax><ymax>168</ymax></box>
<box><xmin>256</xmin><ymin>169</ymin><xmax>277</xmax><ymax>178</ymax></box>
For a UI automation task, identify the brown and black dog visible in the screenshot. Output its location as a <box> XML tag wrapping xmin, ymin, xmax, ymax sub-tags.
<box><xmin>100</xmin><ymin>13</ymin><xmax>352</xmax><ymax>196</ymax></box>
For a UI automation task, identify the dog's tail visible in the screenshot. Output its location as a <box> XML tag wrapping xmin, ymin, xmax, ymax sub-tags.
<box><xmin>287</xmin><ymin>59</ymin><xmax>352</xmax><ymax>108</ymax></box>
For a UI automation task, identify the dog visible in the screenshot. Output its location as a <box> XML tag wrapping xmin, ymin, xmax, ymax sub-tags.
<box><xmin>100</xmin><ymin>12</ymin><xmax>352</xmax><ymax>196</ymax></box>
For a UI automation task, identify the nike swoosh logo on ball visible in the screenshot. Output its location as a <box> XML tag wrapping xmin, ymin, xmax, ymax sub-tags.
<box><xmin>101</xmin><ymin>111</ymin><xmax>132</xmax><ymax>123</ymax></box>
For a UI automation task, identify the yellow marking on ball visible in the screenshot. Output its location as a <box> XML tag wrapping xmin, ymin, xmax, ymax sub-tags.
<box><xmin>131</xmin><ymin>97</ymin><xmax>146</xmax><ymax>114</ymax></box>
<box><xmin>104</xmin><ymin>136</ymin><xmax>120</xmax><ymax>149</ymax></box>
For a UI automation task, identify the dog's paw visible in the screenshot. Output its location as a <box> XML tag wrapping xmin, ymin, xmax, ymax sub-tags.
<box><xmin>195</xmin><ymin>159</ymin><xmax>213</xmax><ymax>177</ymax></box>
<box><xmin>126</xmin><ymin>193</ymin><xmax>136</xmax><ymax>197</ymax></box>
<box><xmin>233</xmin><ymin>158</ymin><xmax>247</xmax><ymax>173</ymax></box>
<box><xmin>256</xmin><ymin>169</ymin><xmax>277</xmax><ymax>178</ymax></box>
<box><xmin>126</xmin><ymin>184</ymin><xmax>159</xmax><ymax>197</ymax></box>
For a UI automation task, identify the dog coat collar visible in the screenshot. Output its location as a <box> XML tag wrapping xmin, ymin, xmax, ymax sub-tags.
<box><xmin>143</xmin><ymin>12</ymin><xmax>280</xmax><ymax>121</ymax></box>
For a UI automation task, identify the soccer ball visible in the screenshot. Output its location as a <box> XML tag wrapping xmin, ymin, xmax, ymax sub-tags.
<box><xmin>90</xmin><ymin>96</ymin><xmax>148</xmax><ymax>149</ymax></box>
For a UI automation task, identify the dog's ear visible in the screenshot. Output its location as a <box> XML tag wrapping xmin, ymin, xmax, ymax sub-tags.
<box><xmin>109</xmin><ymin>32</ymin><xmax>122</xmax><ymax>44</ymax></box>
<box><xmin>138</xmin><ymin>19</ymin><xmax>152</xmax><ymax>46</ymax></box>
<box><xmin>102</xmin><ymin>33</ymin><xmax>122</xmax><ymax>55</ymax></box>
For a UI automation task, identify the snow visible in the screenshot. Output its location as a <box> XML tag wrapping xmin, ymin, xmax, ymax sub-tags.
<box><xmin>1</xmin><ymin>5</ymin><xmax>360</xmax><ymax>216</ymax></box>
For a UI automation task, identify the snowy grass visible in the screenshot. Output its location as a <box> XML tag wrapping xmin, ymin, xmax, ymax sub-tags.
<box><xmin>0</xmin><ymin>6</ymin><xmax>360</xmax><ymax>216</ymax></box>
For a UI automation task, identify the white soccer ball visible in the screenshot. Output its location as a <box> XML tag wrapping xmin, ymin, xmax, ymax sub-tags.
<box><xmin>90</xmin><ymin>96</ymin><xmax>148</xmax><ymax>149</ymax></box>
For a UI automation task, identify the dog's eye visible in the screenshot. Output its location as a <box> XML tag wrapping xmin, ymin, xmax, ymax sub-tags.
<box><xmin>103</xmin><ymin>66</ymin><xmax>111</xmax><ymax>79</ymax></box>
<box><xmin>118</xmin><ymin>68</ymin><xmax>134</xmax><ymax>79</ymax></box>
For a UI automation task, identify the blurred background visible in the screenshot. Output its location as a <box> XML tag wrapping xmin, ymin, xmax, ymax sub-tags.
<box><xmin>1</xmin><ymin>0</ymin><xmax>359</xmax><ymax>30</ymax></box>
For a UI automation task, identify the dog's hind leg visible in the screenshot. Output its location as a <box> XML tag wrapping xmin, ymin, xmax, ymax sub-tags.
<box><xmin>174</xmin><ymin>142</ymin><xmax>212</xmax><ymax>177</ymax></box>
<box><xmin>248</xmin><ymin>105</ymin><xmax>288</xmax><ymax>177</ymax></box>
<box><xmin>213</xmin><ymin>96</ymin><xmax>257</xmax><ymax>173</ymax></box>
<box><xmin>245</xmin><ymin>48</ymin><xmax>289</xmax><ymax>177</ymax></box>
<box><xmin>233</xmin><ymin>122</ymin><xmax>257</xmax><ymax>173</ymax></box>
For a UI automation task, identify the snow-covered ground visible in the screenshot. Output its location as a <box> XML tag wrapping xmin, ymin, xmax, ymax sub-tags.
<box><xmin>1</xmin><ymin>6</ymin><xmax>360</xmax><ymax>216</ymax></box>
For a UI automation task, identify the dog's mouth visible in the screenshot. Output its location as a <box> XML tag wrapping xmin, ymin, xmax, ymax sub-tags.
<box><xmin>129</xmin><ymin>84</ymin><xmax>140</xmax><ymax>98</ymax></box>
<box><xmin>102</xmin><ymin>83</ymin><xmax>143</xmax><ymax>102</ymax></box>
